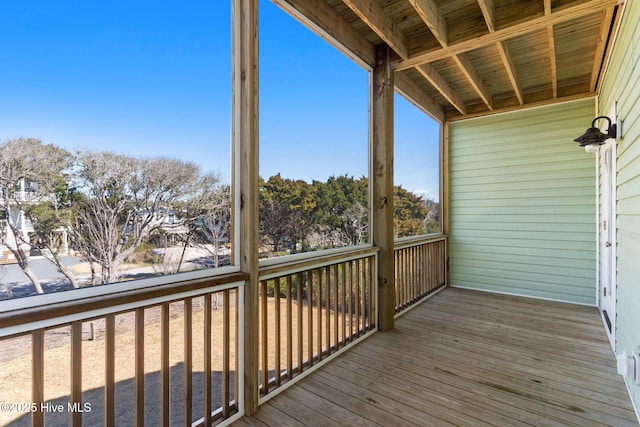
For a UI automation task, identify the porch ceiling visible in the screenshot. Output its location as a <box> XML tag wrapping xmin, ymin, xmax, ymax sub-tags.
<box><xmin>276</xmin><ymin>0</ymin><xmax>623</xmax><ymax>121</ymax></box>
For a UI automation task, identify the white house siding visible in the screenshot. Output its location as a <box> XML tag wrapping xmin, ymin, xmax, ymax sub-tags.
<box><xmin>448</xmin><ymin>99</ymin><xmax>597</xmax><ymax>305</ymax></box>
<box><xmin>599</xmin><ymin>0</ymin><xmax>640</xmax><ymax>415</ymax></box>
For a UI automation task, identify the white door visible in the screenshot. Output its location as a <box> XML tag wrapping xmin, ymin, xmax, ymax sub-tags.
<box><xmin>601</xmin><ymin>139</ymin><xmax>616</xmax><ymax>348</ymax></box>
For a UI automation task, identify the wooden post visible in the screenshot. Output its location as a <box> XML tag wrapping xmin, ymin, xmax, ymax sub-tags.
<box><xmin>232</xmin><ymin>0</ymin><xmax>259</xmax><ymax>416</ymax></box>
<box><xmin>372</xmin><ymin>44</ymin><xmax>395</xmax><ymax>332</ymax></box>
<box><xmin>441</xmin><ymin>121</ymin><xmax>450</xmax><ymax>235</ymax></box>
<box><xmin>441</xmin><ymin>121</ymin><xmax>450</xmax><ymax>287</ymax></box>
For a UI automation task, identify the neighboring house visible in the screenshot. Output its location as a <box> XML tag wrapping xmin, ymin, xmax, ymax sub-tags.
<box><xmin>0</xmin><ymin>185</ymin><xmax>36</xmax><ymax>265</ymax></box>
<box><xmin>0</xmin><ymin>180</ymin><xmax>68</xmax><ymax>264</ymax></box>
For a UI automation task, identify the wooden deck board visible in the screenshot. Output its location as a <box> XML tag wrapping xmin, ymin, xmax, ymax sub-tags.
<box><xmin>235</xmin><ymin>288</ymin><xmax>638</xmax><ymax>426</ymax></box>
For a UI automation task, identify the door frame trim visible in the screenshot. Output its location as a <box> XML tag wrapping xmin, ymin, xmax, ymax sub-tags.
<box><xmin>599</xmin><ymin>128</ymin><xmax>618</xmax><ymax>351</ymax></box>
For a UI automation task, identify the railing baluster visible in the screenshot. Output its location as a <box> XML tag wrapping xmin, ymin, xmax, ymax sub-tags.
<box><xmin>317</xmin><ymin>269</ymin><xmax>323</xmax><ymax>361</ymax></box>
<box><xmin>233</xmin><ymin>288</ymin><xmax>240</xmax><ymax>408</ymax></box>
<box><xmin>417</xmin><ymin>245</ymin><xmax>421</xmax><ymax>299</ymax></box>
<box><xmin>431</xmin><ymin>243</ymin><xmax>435</xmax><ymax>290</ymax></box>
<box><xmin>341</xmin><ymin>261</ymin><xmax>346</xmax><ymax>346</ymax></box>
<box><xmin>355</xmin><ymin>259</ymin><xmax>361</xmax><ymax>337</ymax></box>
<box><xmin>223</xmin><ymin>289</ymin><xmax>230</xmax><ymax>418</ymax></box>
<box><xmin>204</xmin><ymin>295</ymin><xmax>212</xmax><ymax>426</ymax></box>
<box><xmin>360</xmin><ymin>257</ymin><xmax>365</xmax><ymax>332</ymax></box>
<box><xmin>32</xmin><ymin>329</ymin><xmax>44</xmax><ymax>427</ymax></box>
<box><xmin>105</xmin><ymin>314</ymin><xmax>115</xmax><ymax>427</ymax></box>
<box><xmin>325</xmin><ymin>266</ymin><xmax>331</xmax><ymax>354</ymax></box>
<box><xmin>367</xmin><ymin>257</ymin><xmax>378</xmax><ymax>331</ymax></box>
<box><xmin>260</xmin><ymin>280</ymin><xmax>269</xmax><ymax>395</ymax></box>
<box><xmin>286</xmin><ymin>276</ymin><xmax>293</xmax><ymax>380</ymax></box>
<box><xmin>308</xmin><ymin>270</ymin><xmax>314</xmax><ymax>367</ymax></box>
<box><xmin>333</xmin><ymin>264</ymin><xmax>338</xmax><ymax>350</ymax></box>
<box><xmin>297</xmin><ymin>272</ymin><xmax>303</xmax><ymax>373</ymax></box>
<box><xmin>135</xmin><ymin>308</ymin><xmax>145</xmax><ymax>427</ymax></box>
<box><xmin>274</xmin><ymin>278</ymin><xmax>281</xmax><ymax>386</ymax></box>
<box><xmin>420</xmin><ymin>244</ymin><xmax>425</xmax><ymax>295</ymax></box>
<box><xmin>161</xmin><ymin>303</ymin><xmax>170</xmax><ymax>427</ymax></box>
<box><xmin>349</xmin><ymin>261</ymin><xmax>356</xmax><ymax>342</ymax></box>
<box><xmin>184</xmin><ymin>298</ymin><xmax>192</xmax><ymax>427</ymax></box>
<box><xmin>71</xmin><ymin>321</ymin><xmax>82</xmax><ymax>427</ymax></box>
<box><xmin>401</xmin><ymin>249</ymin><xmax>406</xmax><ymax>307</ymax></box>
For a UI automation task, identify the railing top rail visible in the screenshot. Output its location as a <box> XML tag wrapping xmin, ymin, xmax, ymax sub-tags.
<box><xmin>259</xmin><ymin>246</ymin><xmax>380</xmax><ymax>281</ymax></box>
<box><xmin>0</xmin><ymin>272</ymin><xmax>248</xmax><ymax>335</ymax></box>
<box><xmin>393</xmin><ymin>233</ymin><xmax>447</xmax><ymax>251</ymax></box>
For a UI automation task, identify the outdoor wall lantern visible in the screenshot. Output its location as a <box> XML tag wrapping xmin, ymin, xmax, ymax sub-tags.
<box><xmin>574</xmin><ymin>116</ymin><xmax>617</xmax><ymax>153</ymax></box>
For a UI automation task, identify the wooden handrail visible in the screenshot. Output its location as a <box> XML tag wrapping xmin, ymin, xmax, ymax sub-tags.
<box><xmin>259</xmin><ymin>246</ymin><xmax>380</xmax><ymax>279</ymax></box>
<box><xmin>0</xmin><ymin>272</ymin><xmax>248</xmax><ymax>333</ymax></box>
<box><xmin>394</xmin><ymin>233</ymin><xmax>447</xmax><ymax>250</ymax></box>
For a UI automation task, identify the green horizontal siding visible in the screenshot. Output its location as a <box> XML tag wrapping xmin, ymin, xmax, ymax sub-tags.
<box><xmin>599</xmin><ymin>0</ymin><xmax>640</xmax><ymax>415</ymax></box>
<box><xmin>449</xmin><ymin>99</ymin><xmax>597</xmax><ymax>305</ymax></box>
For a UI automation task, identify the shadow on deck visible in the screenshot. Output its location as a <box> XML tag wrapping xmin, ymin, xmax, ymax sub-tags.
<box><xmin>235</xmin><ymin>287</ymin><xmax>637</xmax><ymax>426</ymax></box>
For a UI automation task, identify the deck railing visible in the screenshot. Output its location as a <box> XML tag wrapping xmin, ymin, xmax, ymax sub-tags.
<box><xmin>257</xmin><ymin>247</ymin><xmax>378</xmax><ymax>400</ymax></box>
<box><xmin>394</xmin><ymin>235</ymin><xmax>447</xmax><ymax>314</ymax></box>
<box><xmin>0</xmin><ymin>272</ymin><xmax>247</xmax><ymax>427</ymax></box>
<box><xmin>0</xmin><ymin>238</ymin><xmax>446</xmax><ymax>424</ymax></box>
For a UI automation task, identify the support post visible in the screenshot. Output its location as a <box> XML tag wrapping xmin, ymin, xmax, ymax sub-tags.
<box><xmin>372</xmin><ymin>44</ymin><xmax>395</xmax><ymax>332</ymax></box>
<box><xmin>441</xmin><ymin>121</ymin><xmax>450</xmax><ymax>235</ymax></box>
<box><xmin>441</xmin><ymin>121</ymin><xmax>450</xmax><ymax>287</ymax></box>
<box><xmin>232</xmin><ymin>0</ymin><xmax>259</xmax><ymax>416</ymax></box>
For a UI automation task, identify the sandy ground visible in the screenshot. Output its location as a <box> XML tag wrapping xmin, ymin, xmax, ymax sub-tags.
<box><xmin>0</xmin><ymin>296</ymin><xmax>358</xmax><ymax>426</ymax></box>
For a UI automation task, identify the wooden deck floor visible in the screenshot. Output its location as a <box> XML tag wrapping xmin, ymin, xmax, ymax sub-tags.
<box><xmin>234</xmin><ymin>288</ymin><xmax>638</xmax><ymax>426</ymax></box>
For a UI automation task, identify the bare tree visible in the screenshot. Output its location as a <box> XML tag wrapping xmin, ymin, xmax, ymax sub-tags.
<box><xmin>69</xmin><ymin>150</ymin><xmax>202</xmax><ymax>284</ymax></box>
<box><xmin>0</xmin><ymin>138</ymin><xmax>71</xmax><ymax>294</ymax></box>
<box><xmin>196</xmin><ymin>183</ymin><xmax>231</xmax><ymax>268</ymax></box>
<box><xmin>170</xmin><ymin>175</ymin><xmax>228</xmax><ymax>272</ymax></box>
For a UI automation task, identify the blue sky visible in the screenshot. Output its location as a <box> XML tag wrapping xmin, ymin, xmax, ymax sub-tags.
<box><xmin>0</xmin><ymin>0</ymin><xmax>440</xmax><ymax>200</ymax></box>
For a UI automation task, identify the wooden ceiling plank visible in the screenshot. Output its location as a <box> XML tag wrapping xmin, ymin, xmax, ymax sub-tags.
<box><xmin>477</xmin><ymin>0</ymin><xmax>496</xmax><ymax>33</ymax></box>
<box><xmin>272</xmin><ymin>0</ymin><xmax>376</xmax><ymax>68</ymax></box>
<box><xmin>496</xmin><ymin>41</ymin><xmax>524</xmax><ymax>105</ymax></box>
<box><xmin>548</xmin><ymin>27</ymin><xmax>558</xmax><ymax>98</ymax></box>
<box><xmin>416</xmin><ymin>63</ymin><xmax>467</xmax><ymax>115</ymax></box>
<box><xmin>453</xmin><ymin>53</ymin><xmax>493</xmax><ymax>110</ymax></box>
<box><xmin>590</xmin><ymin>6</ymin><xmax>615</xmax><ymax>91</ymax></box>
<box><xmin>394</xmin><ymin>0</ymin><xmax>620</xmax><ymax>70</ymax></box>
<box><xmin>395</xmin><ymin>71</ymin><xmax>445</xmax><ymax>122</ymax></box>
<box><xmin>544</xmin><ymin>0</ymin><xmax>552</xmax><ymax>15</ymax></box>
<box><xmin>342</xmin><ymin>0</ymin><xmax>410</xmax><ymax>59</ymax></box>
<box><xmin>408</xmin><ymin>0</ymin><xmax>449</xmax><ymax>47</ymax></box>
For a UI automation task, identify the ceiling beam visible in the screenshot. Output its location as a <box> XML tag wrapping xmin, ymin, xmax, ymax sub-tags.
<box><xmin>476</xmin><ymin>0</ymin><xmax>496</xmax><ymax>33</ymax></box>
<box><xmin>394</xmin><ymin>72</ymin><xmax>445</xmax><ymax>122</ymax></box>
<box><xmin>416</xmin><ymin>63</ymin><xmax>467</xmax><ymax>115</ymax></box>
<box><xmin>590</xmin><ymin>6</ymin><xmax>617</xmax><ymax>91</ymax></box>
<box><xmin>478</xmin><ymin>0</ymin><xmax>522</xmax><ymax>106</ymax></box>
<box><xmin>272</xmin><ymin>0</ymin><xmax>376</xmax><ymax>68</ymax></box>
<box><xmin>548</xmin><ymin>27</ymin><xmax>558</xmax><ymax>98</ymax></box>
<box><xmin>496</xmin><ymin>41</ymin><xmax>524</xmax><ymax>105</ymax></box>
<box><xmin>394</xmin><ymin>0</ymin><xmax>620</xmax><ymax>70</ymax></box>
<box><xmin>408</xmin><ymin>0</ymin><xmax>448</xmax><ymax>46</ymax></box>
<box><xmin>452</xmin><ymin>53</ymin><xmax>493</xmax><ymax>110</ymax></box>
<box><xmin>342</xmin><ymin>0</ymin><xmax>410</xmax><ymax>59</ymax></box>
<box><xmin>544</xmin><ymin>0</ymin><xmax>557</xmax><ymax>98</ymax></box>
